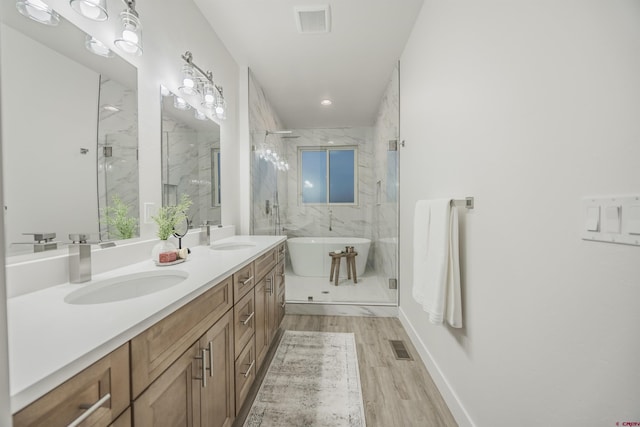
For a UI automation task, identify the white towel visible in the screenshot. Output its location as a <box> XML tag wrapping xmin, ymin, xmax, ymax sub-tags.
<box><xmin>412</xmin><ymin>199</ymin><xmax>463</xmax><ymax>328</ymax></box>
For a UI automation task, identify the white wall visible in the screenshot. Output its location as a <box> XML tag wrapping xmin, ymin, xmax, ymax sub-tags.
<box><xmin>45</xmin><ymin>0</ymin><xmax>240</xmax><ymax>237</ymax></box>
<box><xmin>0</xmin><ymin>20</ymin><xmax>13</xmax><ymax>426</ymax></box>
<box><xmin>399</xmin><ymin>1</ymin><xmax>640</xmax><ymax>426</ymax></box>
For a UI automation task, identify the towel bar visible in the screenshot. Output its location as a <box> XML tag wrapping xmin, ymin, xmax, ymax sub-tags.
<box><xmin>452</xmin><ymin>197</ymin><xmax>474</xmax><ymax>209</ymax></box>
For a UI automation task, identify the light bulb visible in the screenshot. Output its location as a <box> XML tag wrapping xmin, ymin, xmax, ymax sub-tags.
<box><xmin>70</xmin><ymin>0</ymin><xmax>107</xmax><ymax>21</ymax></box>
<box><xmin>114</xmin><ymin>8</ymin><xmax>143</xmax><ymax>56</ymax></box>
<box><xmin>17</xmin><ymin>0</ymin><xmax>60</xmax><ymax>25</ymax></box>
<box><xmin>85</xmin><ymin>35</ymin><xmax>113</xmax><ymax>57</ymax></box>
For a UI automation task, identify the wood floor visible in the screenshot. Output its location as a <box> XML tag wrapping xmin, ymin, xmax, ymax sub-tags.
<box><xmin>281</xmin><ymin>315</ymin><xmax>458</xmax><ymax>427</ymax></box>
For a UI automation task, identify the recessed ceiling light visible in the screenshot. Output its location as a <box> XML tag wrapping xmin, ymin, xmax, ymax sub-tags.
<box><xmin>320</xmin><ymin>99</ymin><xmax>332</xmax><ymax>106</ymax></box>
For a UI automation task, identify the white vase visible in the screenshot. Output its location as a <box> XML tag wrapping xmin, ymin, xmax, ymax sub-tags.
<box><xmin>151</xmin><ymin>240</ymin><xmax>177</xmax><ymax>263</ymax></box>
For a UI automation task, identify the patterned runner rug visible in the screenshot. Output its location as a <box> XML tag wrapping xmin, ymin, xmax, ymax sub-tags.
<box><xmin>244</xmin><ymin>331</ymin><xmax>366</xmax><ymax>426</ymax></box>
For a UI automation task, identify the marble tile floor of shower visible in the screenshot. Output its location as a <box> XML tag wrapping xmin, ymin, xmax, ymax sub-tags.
<box><xmin>285</xmin><ymin>266</ymin><xmax>397</xmax><ymax>304</ymax></box>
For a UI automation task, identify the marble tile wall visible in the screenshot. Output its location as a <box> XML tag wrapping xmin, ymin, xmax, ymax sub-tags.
<box><xmin>97</xmin><ymin>78</ymin><xmax>139</xmax><ymax>240</ymax></box>
<box><xmin>282</xmin><ymin>128</ymin><xmax>376</xmax><ymax>259</ymax></box>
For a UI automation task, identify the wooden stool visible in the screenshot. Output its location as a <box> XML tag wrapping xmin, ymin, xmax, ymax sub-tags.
<box><xmin>329</xmin><ymin>251</ymin><xmax>358</xmax><ymax>286</ymax></box>
<box><xmin>346</xmin><ymin>251</ymin><xmax>358</xmax><ymax>284</ymax></box>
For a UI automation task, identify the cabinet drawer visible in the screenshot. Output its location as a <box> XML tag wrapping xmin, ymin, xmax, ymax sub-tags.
<box><xmin>131</xmin><ymin>276</ymin><xmax>233</xmax><ymax>398</ymax></box>
<box><xmin>254</xmin><ymin>248</ymin><xmax>277</xmax><ymax>282</ymax></box>
<box><xmin>13</xmin><ymin>343</ymin><xmax>130</xmax><ymax>427</ymax></box>
<box><xmin>234</xmin><ymin>340</ymin><xmax>256</xmax><ymax>415</ymax></box>
<box><xmin>233</xmin><ymin>289</ymin><xmax>255</xmax><ymax>356</ymax></box>
<box><xmin>277</xmin><ymin>242</ymin><xmax>286</xmax><ymax>264</ymax></box>
<box><xmin>233</xmin><ymin>262</ymin><xmax>255</xmax><ymax>303</ymax></box>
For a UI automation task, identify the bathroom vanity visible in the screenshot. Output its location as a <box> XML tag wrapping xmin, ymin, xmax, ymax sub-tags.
<box><xmin>7</xmin><ymin>235</ymin><xmax>286</xmax><ymax>427</ymax></box>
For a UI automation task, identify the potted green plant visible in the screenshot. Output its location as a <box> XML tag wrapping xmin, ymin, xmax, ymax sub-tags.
<box><xmin>102</xmin><ymin>195</ymin><xmax>137</xmax><ymax>240</ymax></box>
<box><xmin>151</xmin><ymin>194</ymin><xmax>193</xmax><ymax>263</ymax></box>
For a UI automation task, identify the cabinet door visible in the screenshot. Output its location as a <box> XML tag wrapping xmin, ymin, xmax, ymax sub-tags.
<box><xmin>277</xmin><ymin>289</ymin><xmax>286</xmax><ymax>329</ymax></box>
<box><xmin>13</xmin><ymin>343</ymin><xmax>129</xmax><ymax>427</ymax></box>
<box><xmin>266</xmin><ymin>269</ymin><xmax>277</xmax><ymax>344</ymax></box>
<box><xmin>254</xmin><ymin>273</ymin><xmax>269</xmax><ymax>371</ymax></box>
<box><xmin>131</xmin><ymin>277</ymin><xmax>232</xmax><ymax>398</ymax></box>
<box><xmin>200</xmin><ymin>310</ymin><xmax>235</xmax><ymax>427</ymax></box>
<box><xmin>275</xmin><ymin>259</ymin><xmax>285</xmax><ymax>296</ymax></box>
<box><xmin>133</xmin><ymin>342</ymin><xmax>202</xmax><ymax>427</ymax></box>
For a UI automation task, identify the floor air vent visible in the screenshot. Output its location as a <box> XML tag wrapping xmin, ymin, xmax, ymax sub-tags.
<box><xmin>389</xmin><ymin>340</ymin><xmax>413</xmax><ymax>361</ymax></box>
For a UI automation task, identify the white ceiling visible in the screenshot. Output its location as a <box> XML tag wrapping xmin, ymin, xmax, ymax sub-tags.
<box><xmin>194</xmin><ymin>0</ymin><xmax>424</xmax><ymax>129</ymax></box>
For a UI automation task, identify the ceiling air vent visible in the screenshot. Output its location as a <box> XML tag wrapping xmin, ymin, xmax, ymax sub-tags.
<box><xmin>294</xmin><ymin>5</ymin><xmax>331</xmax><ymax>34</ymax></box>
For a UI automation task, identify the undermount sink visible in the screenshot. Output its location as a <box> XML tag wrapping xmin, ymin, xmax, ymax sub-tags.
<box><xmin>64</xmin><ymin>270</ymin><xmax>189</xmax><ymax>305</ymax></box>
<box><xmin>210</xmin><ymin>242</ymin><xmax>257</xmax><ymax>251</ymax></box>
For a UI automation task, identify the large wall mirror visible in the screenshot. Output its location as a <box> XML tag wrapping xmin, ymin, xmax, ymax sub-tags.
<box><xmin>161</xmin><ymin>89</ymin><xmax>221</xmax><ymax>227</ymax></box>
<box><xmin>0</xmin><ymin>4</ymin><xmax>139</xmax><ymax>258</ymax></box>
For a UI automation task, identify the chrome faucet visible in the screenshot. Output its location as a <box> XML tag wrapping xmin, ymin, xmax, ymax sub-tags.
<box><xmin>68</xmin><ymin>233</ymin><xmax>116</xmax><ymax>283</ymax></box>
<box><xmin>68</xmin><ymin>233</ymin><xmax>92</xmax><ymax>283</ymax></box>
<box><xmin>200</xmin><ymin>221</ymin><xmax>211</xmax><ymax>246</ymax></box>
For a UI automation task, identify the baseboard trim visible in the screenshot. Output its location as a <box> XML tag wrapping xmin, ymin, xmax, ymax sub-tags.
<box><xmin>286</xmin><ymin>303</ymin><xmax>398</xmax><ymax>317</ymax></box>
<box><xmin>398</xmin><ymin>307</ymin><xmax>476</xmax><ymax>427</ymax></box>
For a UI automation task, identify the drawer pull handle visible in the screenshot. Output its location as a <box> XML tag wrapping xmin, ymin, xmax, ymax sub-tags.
<box><xmin>241</xmin><ymin>275</ymin><xmax>254</xmax><ymax>285</ymax></box>
<box><xmin>68</xmin><ymin>393</ymin><xmax>111</xmax><ymax>427</ymax></box>
<box><xmin>208</xmin><ymin>341</ymin><xmax>214</xmax><ymax>377</ymax></box>
<box><xmin>195</xmin><ymin>348</ymin><xmax>208</xmax><ymax>387</ymax></box>
<box><xmin>242</xmin><ymin>360</ymin><xmax>255</xmax><ymax>378</ymax></box>
<box><xmin>241</xmin><ymin>311</ymin><xmax>255</xmax><ymax>325</ymax></box>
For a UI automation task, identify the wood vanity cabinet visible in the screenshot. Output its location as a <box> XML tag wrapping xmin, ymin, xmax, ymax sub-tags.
<box><xmin>133</xmin><ymin>310</ymin><xmax>235</xmax><ymax>427</ymax></box>
<box><xmin>12</xmin><ymin>242</ymin><xmax>285</xmax><ymax>427</ymax></box>
<box><xmin>130</xmin><ymin>276</ymin><xmax>233</xmax><ymax>398</ymax></box>
<box><xmin>13</xmin><ymin>343</ymin><xmax>130</xmax><ymax>427</ymax></box>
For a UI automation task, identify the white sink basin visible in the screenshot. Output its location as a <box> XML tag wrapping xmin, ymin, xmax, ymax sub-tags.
<box><xmin>210</xmin><ymin>242</ymin><xmax>257</xmax><ymax>251</ymax></box>
<box><xmin>64</xmin><ymin>270</ymin><xmax>189</xmax><ymax>305</ymax></box>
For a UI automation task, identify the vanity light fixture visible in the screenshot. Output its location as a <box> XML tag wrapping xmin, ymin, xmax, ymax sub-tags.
<box><xmin>179</xmin><ymin>63</ymin><xmax>197</xmax><ymax>96</ymax></box>
<box><xmin>173</xmin><ymin>95</ymin><xmax>190</xmax><ymax>111</ymax></box>
<box><xmin>180</xmin><ymin>51</ymin><xmax>227</xmax><ymax>120</ymax></box>
<box><xmin>85</xmin><ymin>35</ymin><xmax>113</xmax><ymax>57</ymax></box>
<box><xmin>16</xmin><ymin>0</ymin><xmax>60</xmax><ymax>26</ymax></box>
<box><xmin>194</xmin><ymin>110</ymin><xmax>207</xmax><ymax>120</ymax></box>
<box><xmin>114</xmin><ymin>0</ymin><xmax>143</xmax><ymax>56</ymax></box>
<box><xmin>70</xmin><ymin>0</ymin><xmax>108</xmax><ymax>21</ymax></box>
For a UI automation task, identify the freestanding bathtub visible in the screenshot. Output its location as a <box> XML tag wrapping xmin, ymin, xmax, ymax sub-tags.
<box><xmin>287</xmin><ymin>237</ymin><xmax>371</xmax><ymax>277</ymax></box>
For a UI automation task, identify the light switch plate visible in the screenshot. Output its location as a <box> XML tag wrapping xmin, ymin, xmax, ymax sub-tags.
<box><xmin>582</xmin><ymin>196</ymin><xmax>640</xmax><ymax>246</ymax></box>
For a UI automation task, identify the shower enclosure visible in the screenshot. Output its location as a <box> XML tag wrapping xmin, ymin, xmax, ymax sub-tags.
<box><xmin>249</xmin><ymin>67</ymin><xmax>400</xmax><ymax>308</ymax></box>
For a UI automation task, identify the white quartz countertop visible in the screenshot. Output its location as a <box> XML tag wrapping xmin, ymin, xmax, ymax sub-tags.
<box><xmin>7</xmin><ymin>235</ymin><xmax>286</xmax><ymax>413</ymax></box>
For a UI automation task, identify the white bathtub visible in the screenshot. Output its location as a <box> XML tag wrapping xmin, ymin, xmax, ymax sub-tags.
<box><xmin>287</xmin><ymin>237</ymin><xmax>370</xmax><ymax>277</ymax></box>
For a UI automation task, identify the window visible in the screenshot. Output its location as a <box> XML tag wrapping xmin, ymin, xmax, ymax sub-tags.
<box><xmin>299</xmin><ymin>147</ymin><xmax>357</xmax><ymax>204</ymax></box>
